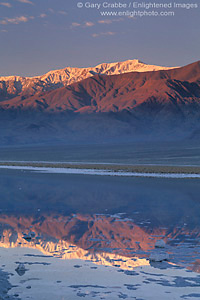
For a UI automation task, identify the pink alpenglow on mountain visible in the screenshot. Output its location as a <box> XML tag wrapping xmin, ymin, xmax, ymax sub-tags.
<box><xmin>0</xmin><ymin>59</ymin><xmax>177</xmax><ymax>102</ymax></box>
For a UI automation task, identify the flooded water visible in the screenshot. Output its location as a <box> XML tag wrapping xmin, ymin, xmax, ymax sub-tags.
<box><xmin>0</xmin><ymin>165</ymin><xmax>200</xmax><ymax>299</ymax></box>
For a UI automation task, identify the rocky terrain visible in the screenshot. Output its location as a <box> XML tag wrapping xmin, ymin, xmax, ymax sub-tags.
<box><xmin>0</xmin><ymin>60</ymin><xmax>199</xmax><ymax>145</ymax></box>
<box><xmin>0</xmin><ymin>59</ymin><xmax>176</xmax><ymax>102</ymax></box>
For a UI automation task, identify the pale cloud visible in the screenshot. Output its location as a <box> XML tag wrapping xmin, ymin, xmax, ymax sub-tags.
<box><xmin>0</xmin><ymin>20</ymin><xmax>7</xmax><ymax>24</ymax></box>
<box><xmin>113</xmin><ymin>18</ymin><xmax>123</xmax><ymax>22</ymax></box>
<box><xmin>0</xmin><ymin>15</ymin><xmax>31</xmax><ymax>24</ymax></box>
<box><xmin>48</xmin><ymin>9</ymin><xmax>67</xmax><ymax>15</ymax></box>
<box><xmin>92</xmin><ymin>31</ymin><xmax>116</xmax><ymax>38</ymax></box>
<box><xmin>98</xmin><ymin>20</ymin><xmax>112</xmax><ymax>24</ymax></box>
<box><xmin>39</xmin><ymin>13</ymin><xmax>47</xmax><ymax>18</ymax></box>
<box><xmin>71</xmin><ymin>21</ymin><xmax>95</xmax><ymax>29</ymax></box>
<box><xmin>105</xmin><ymin>31</ymin><xmax>115</xmax><ymax>35</ymax></box>
<box><xmin>48</xmin><ymin>8</ymin><xmax>55</xmax><ymax>13</ymax></box>
<box><xmin>17</xmin><ymin>0</ymin><xmax>33</xmax><ymax>4</ymax></box>
<box><xmin>1</xmin><ymin>29</ymin><xmax>8</xmax><ymax>32</ymax></box>
<box><xmin>71</xmin><ymin>22</ymin><xmax>81</xmax><ymax>28</ymax></box>
<box><xmin>84</xmin><ymin>21</ymin><xmax>95</xmax><ymax>27</ymax></box>
<box><xmin>0</xmin><ymin>2</ymin><xmax>12</xmax><ymax>7</ymax></box>
<box><xmin>98</xmin><ymin>18</ymin><xmax>123</xmax><ymax>25</ymax></box>
<box><xmin>92</xmin><ymin>33</ymin><xmax>99</xmax><ymax>38</ymax></box>
<box><xmin>58</xmin><ymin>11</ymin><xmax>67</xmax><ymax>15</ymax></box>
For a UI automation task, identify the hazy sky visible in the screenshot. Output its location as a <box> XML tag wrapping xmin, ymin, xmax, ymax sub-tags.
<box><xmin>0</xmin><ymin>0</ymin><xmax>199</xmax><ymax>76</ymax></box>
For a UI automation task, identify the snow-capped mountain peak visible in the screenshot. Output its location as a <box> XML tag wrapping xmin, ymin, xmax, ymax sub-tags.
<box><xmin>0</xmin><ymin>59</ymin><xmax>177</xmax><ymax>100</ymax></box>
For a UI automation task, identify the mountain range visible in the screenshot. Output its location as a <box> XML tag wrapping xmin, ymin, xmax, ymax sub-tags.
<box><xmin>0</xmin><ymin>59</ymin><xmax>199</xmax><ymax>145</ymax></box>
<box><xmin>0</xmin><ymin>59</ymin><xmax>175</xmax><ymax>102</ymax></box>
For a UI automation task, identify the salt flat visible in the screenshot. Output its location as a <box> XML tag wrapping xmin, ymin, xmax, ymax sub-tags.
<box><xmin>1</xmin><ymin>164</ymin><xmax>200</xmax><ymax>178</ymax></box>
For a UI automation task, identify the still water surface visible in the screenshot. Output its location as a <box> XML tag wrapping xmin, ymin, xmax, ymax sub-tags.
<box><xmin>0</xmin><ymin>168</ymin><xmax>200</xmax><ymax>299</ymax></box>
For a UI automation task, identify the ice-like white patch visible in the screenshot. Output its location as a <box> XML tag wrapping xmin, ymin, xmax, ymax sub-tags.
<box><xmin>0</xmin><ymin>165</ymin><xmax>200</xmax><ymax>178</ymax></box>
<box><xmin>1</xmin><ymin>247</ymin><xmax>200</xmax><ymax>300</ymax></box>
<box><xmin>155</xmin><ymin>240</ymin><xmax>166</xmax><ymax>248</ymax></box>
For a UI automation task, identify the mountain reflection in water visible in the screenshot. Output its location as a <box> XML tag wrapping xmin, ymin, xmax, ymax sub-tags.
<box><xmin>0</xmin><ymin>170</ymin><xmax>200</xmax><ymax>274</ymax></box>
<box><xmin>0</xmin><ymin>213</ymin><xmax>200</xmax><ymax>273</ymax></box>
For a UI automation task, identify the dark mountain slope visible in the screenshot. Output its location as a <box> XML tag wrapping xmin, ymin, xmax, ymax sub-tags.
<box><xmin>0</xmin><ymin>61</ymin><xmax>199</xmax><ymax>145</ymax></box>
<box><xmin>0</xmin><ymin>61</ymin><xmax>199</xmax><ymax>115</ymax></box>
